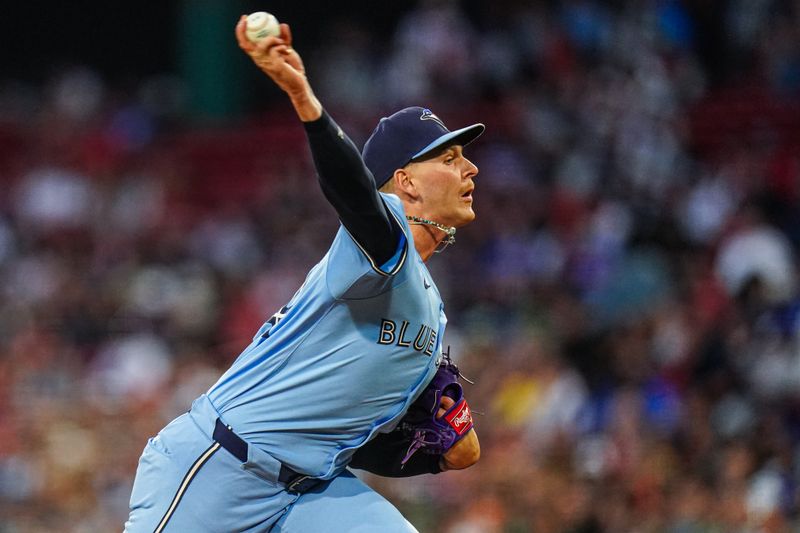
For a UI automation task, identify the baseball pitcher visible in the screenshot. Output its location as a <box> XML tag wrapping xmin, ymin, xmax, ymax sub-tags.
<box><xmin>125</xmin><ymin>16</ymin><xmax>484</xmax><ymax>532</ymax></box>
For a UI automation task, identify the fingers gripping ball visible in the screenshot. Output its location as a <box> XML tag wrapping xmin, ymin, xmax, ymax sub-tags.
<box><xmin>399</xmin><ymin>350</ymin><xmax>474</xmax><ymax>466</ymax></box>
<box><xmin>245</xmin><ymin>12</ymin><xmax>280</xmax><ymax>43</ymax></box>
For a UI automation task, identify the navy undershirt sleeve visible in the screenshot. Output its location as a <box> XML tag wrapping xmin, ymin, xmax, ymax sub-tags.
<box><xmin>303</xmin><ymin>111</ymin><xmax>403</xmax><ymax>266</ymax></box>
<box><xmin>349</xmin><ymin>430</ymin><xmax>443</xmax><ymax>477</ymax></box>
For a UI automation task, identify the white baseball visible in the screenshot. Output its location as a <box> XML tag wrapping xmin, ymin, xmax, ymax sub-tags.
<box><xmin>245</xmin><ymin>12</ymin><xmax>280</xmax><ymax>43</ymax></box>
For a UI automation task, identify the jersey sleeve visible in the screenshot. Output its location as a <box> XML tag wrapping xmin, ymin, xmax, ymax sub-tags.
<box><xmin>325</xmin><ymin>194</ymin><xmax>412</xmax><ymax>300</ymax></box>
<box><xmin>348</xmin><ymin>430</ymin><xmax>443</xmax><ymax>477</ymax></box>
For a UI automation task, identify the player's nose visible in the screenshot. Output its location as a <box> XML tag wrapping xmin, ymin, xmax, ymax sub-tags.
<box><xmin>463</xmin><ymin>157</ymin><xmax>478</xmax><ymax>179</ymax></box>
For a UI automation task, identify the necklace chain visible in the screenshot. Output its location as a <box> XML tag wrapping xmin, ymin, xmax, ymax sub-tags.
<box><xmin>405</xmin><ymin>216</ymin><xmax>456</xmax><ymax>252</ymax></box>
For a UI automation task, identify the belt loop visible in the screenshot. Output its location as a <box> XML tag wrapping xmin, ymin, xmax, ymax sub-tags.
<box><xmin>212</xmin><ymin>418</ymin><xmax>248</xmax><ymax>464</ymax></box>
<box><xmin>211</xmin><ymin>417</ymin><xmax>322</xmax><ymax>494</ymax></box>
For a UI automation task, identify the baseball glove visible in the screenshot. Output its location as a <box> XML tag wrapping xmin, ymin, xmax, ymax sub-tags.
<box><xmin>399</xmin><ymin>348</ymin><xmax>474</xmax><ymax>466</ymax></box>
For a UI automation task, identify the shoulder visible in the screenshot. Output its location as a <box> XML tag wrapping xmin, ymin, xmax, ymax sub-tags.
<box><xmin>378</xmin><ymin>193</ymin><xmax>410</xmax><ymax>233</ymax></box>
<box><xmin>378</xmin><ymin>192</ymin><xmax>402</xmax><ymax>213</ymax></box>
<box><xmin>324</xmin><ymin>195</ymin><xmax>415</xmax><ymax>298</ymax></box>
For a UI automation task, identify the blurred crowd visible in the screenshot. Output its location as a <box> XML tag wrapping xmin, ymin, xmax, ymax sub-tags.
<box><xmin>1</xmin><ymin>0</ymin><xmax>800</xmax><ymax>531</ymax></box>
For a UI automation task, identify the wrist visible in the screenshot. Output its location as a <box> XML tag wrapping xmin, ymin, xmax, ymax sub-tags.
<box><xmin>290</xmin><ymin>88</ymin><xmax>322</xmax><ymax>122</ymax></box>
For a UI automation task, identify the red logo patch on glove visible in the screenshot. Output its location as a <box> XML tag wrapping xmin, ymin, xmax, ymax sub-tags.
<box><xmin>444</xmin><ymin>398</ymin><xmax>473</xmax><ymax>435</ymax></box>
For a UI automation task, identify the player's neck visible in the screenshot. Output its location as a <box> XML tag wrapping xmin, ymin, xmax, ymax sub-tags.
<box><xmin>410</xmin><ymin>224</ymin><xmax>445</xmax><ymax>262</ymax></box>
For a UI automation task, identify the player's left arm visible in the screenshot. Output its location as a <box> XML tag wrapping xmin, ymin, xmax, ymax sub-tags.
<box><xmin>349</xmin><ymin>430</ymin><xmax>443</xmax><ymax>477</ymax></box>
<box><xmin>349</xmin><ymin>396</ymin><xmax>480</xmax><ymax>477</ymax></box>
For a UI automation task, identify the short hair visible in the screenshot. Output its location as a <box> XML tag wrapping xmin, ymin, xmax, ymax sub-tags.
<box><xmin>378</xmin><ymin>143</ymin><xmax>455</xmax><ymax>195</ymax></box>
<box><xmin>379</xmin><ymin>175</ymin><xmax>395</xmax><ymax>193</ymax></box>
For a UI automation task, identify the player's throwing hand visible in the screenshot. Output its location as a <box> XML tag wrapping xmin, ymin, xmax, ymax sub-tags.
<box><xmin>235</xmin><ymin>16</ymin><xmax>307</xmax><ymax>99</ymax></box>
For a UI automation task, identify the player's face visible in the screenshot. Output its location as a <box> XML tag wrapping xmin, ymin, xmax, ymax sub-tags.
<box><xmin>407</xmin><ymin>145</ymin><xmax>479</xmax><ymax>228</ymax></box>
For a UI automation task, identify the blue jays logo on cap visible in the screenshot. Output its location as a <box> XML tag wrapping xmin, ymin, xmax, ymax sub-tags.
<box><xmin>420</xmin><ymin>108</ymin><xmax>447</xmax><ymax>130</ymax></box>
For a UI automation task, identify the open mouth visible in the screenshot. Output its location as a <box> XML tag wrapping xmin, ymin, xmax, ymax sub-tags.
<box><xmin>461</xmin><ymin>188</ymin><xmax>474</xmax><ymax>201</ymax></box>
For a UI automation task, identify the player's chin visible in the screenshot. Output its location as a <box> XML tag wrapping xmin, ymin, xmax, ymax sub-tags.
<box><xmin>453</xmin><ymin>205</ymin><xmax>476</xmax><ymax>227</ymax></box>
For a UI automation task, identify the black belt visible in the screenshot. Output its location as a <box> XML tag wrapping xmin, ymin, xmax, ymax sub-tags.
<box><xmin>212</xmin><ymin>418</ymin><xmax>321</xmax><ymax>494</ymax></box>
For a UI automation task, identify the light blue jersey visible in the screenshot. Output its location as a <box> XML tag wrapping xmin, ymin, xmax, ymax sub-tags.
<box><xmin>125</xmin><ymin>194</ymin><xmax>443</xmax><ymax>532</ymax></box>
<box><xmin>206</xmin><ymin>193</ymin><xmax>445</xmax><ymax>479</ymax></box>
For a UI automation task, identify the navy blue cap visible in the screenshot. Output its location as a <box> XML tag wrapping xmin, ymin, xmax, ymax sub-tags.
<box><xmin>362</xmin><ymin>107</ymin><xmax>485</xmax><ymax>188</ymax></box>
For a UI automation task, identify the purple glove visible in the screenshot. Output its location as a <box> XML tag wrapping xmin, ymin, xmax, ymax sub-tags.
<box><xmin>399</xmin><ymin>350</ymin><xmax>474</xmax><ymax>466</ymax></box>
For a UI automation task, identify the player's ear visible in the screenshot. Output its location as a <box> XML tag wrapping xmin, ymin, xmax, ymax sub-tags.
<box><xmin>393</xmin><ymin>168</ymin><xmax>419</xmax><ymax>200</ymax></box>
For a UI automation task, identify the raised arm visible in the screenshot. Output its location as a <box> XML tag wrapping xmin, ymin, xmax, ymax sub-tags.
<box><xmin>235</xmin><ymin>17</ymin><xmax>402</xmax><ymax>266</ymax></box>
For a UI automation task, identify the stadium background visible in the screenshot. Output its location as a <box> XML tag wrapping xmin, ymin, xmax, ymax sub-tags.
<box><xmin>1</xmin><ymin>0</ymin><xmax>800</xmax><ymax>531</ymax></box>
